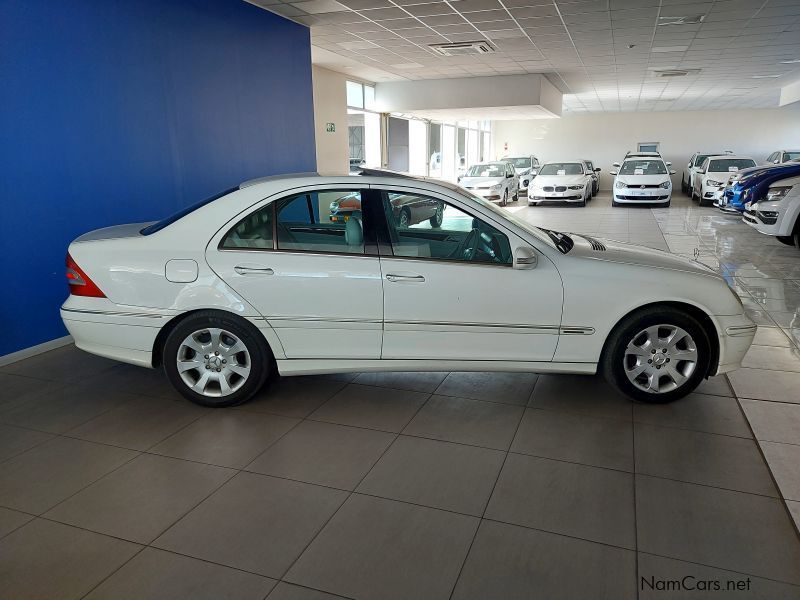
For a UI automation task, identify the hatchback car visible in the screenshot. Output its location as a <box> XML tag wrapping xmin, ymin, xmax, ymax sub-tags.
<box><xmin>528</xmin><ymin>161</ymin><xmax>594</xmax><ymax>206</ymax></box>
<box><xmin>505</xmin><ymin>155</ymin><xmax>541</xmax><ymax>194</ymax></box>
<box><xmin>681</xmin><ymin>151</ymin><xmax>731</xmax><ymax>195</ymax></box>
<box><xmin>610</xmin><ymin>153</ymin><xmax>675</xmax><ymax>207</ymax></box>
<box><xmin>691</xmin><ymin>155</ymin><xmax>756</xmax><ymax>206</ymax></box>
<box><xmin>459</xmin><ymin>161</ymin><xmax>519</xmax><ymax>206</ymax></box>
<box><xmin>62</xmin><ymin>171</ymin><xmax>755</xmax><ymax>408</ymax></box>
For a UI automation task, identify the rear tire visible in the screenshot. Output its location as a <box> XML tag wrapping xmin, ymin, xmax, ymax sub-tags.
<box><xmin>602</xmin><ymin>306</ymin><xmax>710</xmax><ymax>404</ymax></box>
<box><xmin>163</xmin><ymin>311</ymin><xmax>272</xmax><ymax>407</ymax></box>
<box><xmin>429</xmin><ymin>203</ymin><xmax>444</xmax><ymax>228</ymax></box>
<box><xmin>501</xmin><ymin>190</ymin><xmax>508</xmax><ymax>207</ymax></box>
<box><xmin>777</xmin><ymin>235</ymin><xmax>795</xmax><ymax>246</ymax></box>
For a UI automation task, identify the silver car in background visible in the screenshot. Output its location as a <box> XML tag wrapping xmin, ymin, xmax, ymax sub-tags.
<box><xmin>458</xmin><ymin>161</ymin><xmax>519</xmax><ymax>206</ymax></box>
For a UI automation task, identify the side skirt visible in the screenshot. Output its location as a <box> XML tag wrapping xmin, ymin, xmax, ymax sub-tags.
<box><xmin>276</xmin><ymin>359</ymin><xmax>598</xmax><ymax>377</ymax></box>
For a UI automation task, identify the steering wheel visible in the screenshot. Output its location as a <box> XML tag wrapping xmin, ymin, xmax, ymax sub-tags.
<box><xmin>454</xmin><ymin>228</ymin><xmax>480</xmax><ymax>261</ymax></box>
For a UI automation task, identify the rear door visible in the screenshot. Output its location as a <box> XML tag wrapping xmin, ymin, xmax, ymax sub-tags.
<box><xmin>206</xmin><ymin>186</ymin><xmax>384</xmax><ymax>359</ymax></box>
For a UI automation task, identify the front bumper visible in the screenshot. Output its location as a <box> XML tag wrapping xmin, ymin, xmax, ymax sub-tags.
<box><xmin>465</xmin><ymin>188</ymin><xmax>501</xmax><ymax>201</ymax></box>
<box><xmin>742</xmin><ymin>201</ymin><xmax>785</xmax><ymax>235</ymax></box>
<box><xmin>714</xmin><ymin>313</ymin><xmax>757</xmax><ymax>375</ymax></box>
<box><xmin>613</xmin><ymin>190</ymin><xmax>670</xmax><ymax>203</ymax></box>
<box><xmin>530</xmin><ymin>189</ymin><xmax>584</xmax><ymax>202</ymax></box>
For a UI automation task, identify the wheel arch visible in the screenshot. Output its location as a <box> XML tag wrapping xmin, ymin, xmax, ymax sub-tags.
<box><xmin>600</xmin><ymin>301</ymin><xmax>720</xmax><ymax>377</ymax></box>
<box><xmin>151</xmin><ymin>308</ymin><xmax>277</xmax><ymax>368</ymax></box>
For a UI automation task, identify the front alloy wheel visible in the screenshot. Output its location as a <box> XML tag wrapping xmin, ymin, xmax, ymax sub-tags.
<box><xmin>623</xmin><ymin>325</ymin><xmax>697</xmax><ymax>394</ymax></box>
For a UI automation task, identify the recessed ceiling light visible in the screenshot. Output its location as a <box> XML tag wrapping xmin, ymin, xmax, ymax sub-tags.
<box><xmin>658</xmin><ymin>14</ymin><xmax>705</xmax><ymax>26</ymax></box>
<box><xmin>752</xmin><ymin>74</ymin><xmax>782</xmax><ymax>78</ymax></box>
<box><xmin>779</xmin><ymin>59</ymin><xmax>800</xmax><ymax>64</ymax></box>
<box><xmin>651</xmin><ymin>46</ymin><xmax>689</xmax><ymax>53</ymax></box>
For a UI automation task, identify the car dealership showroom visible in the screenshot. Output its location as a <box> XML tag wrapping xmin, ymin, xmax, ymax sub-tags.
<box><xmin>4</xmin><ymin>0</ymin><xmax>800</xmax><ymax>598</ymax></box>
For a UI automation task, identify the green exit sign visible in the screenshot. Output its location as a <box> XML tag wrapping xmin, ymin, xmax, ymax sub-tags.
<box><xmin>325</xmin><ymin>122</ymin><xmax>335</xmax><ymax>133</ymax></box>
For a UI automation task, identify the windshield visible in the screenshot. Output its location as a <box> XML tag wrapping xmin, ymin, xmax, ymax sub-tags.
<box><xmin>708</xmin><ymin>158</ymin><xmax>756</xmax><ymax>172</ymax></box>
<box><xmin>507</xmin><ymin>157</ymin><xmax>531</xmax><ymax>169</ymax></box>
<box><xmin>465</xmin><ymin>164</ymin><xmax>505</xmax><ymax>178</ymax></box>
<box><xmin>619</xmin><ymin>160</ymin><xmax>667</xmax><ymax>175</ymax></box>
<box><xmin>784</xmin><ymin>152</ymin><xmax>800</xmax><ymax>162</ymax></box>
<box><xmin>693</xmin><ymin>154</ymin><xmax>712</xmax><ymax>167</ymax></box>
<box><xmin>141</xmin><ymin>186</ymin><xmax>238</xmax><ymax>235</ymax></box>
<box><xmin>539</xmin><ymin>163</ymin><xmax>584</xmax><ymax>175</ymax></box>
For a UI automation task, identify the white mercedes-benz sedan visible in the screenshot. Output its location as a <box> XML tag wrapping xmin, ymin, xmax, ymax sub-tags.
<box><xmin>62</xmin><ymin>171</ymin><xmax>756</xmax><ymax>407</ymax></box>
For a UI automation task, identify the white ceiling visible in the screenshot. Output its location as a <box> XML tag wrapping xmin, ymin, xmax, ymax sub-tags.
<box><xmin>251</xmin><ymin>0</ymin><xmax>800</xmax><ymax>113</ymax></box>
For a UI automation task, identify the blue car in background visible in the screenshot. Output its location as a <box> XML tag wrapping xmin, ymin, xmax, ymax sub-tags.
<box><xmin>717</xmin><ymin>160</ymin><xmax>800</xmax><ymax>213</ymax></box>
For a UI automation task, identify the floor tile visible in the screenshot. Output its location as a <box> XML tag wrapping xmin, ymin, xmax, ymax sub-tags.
<box><xmin>740</xmin><ymin>399</ymin><xmax>800</xmax><ymax>444</ymax></box>
<box><xmin>0</xmin><ymin>344</ymin><xmax>119</xmax><ymax>383</ymax></box>
<box><xmin>0</xmin><ymin>519</ymin><xmax>140</xmax><ymax>600</ymax></box>
<box><xmin>0</xmin><ymin>374</ymin><xmax>63</xmax><ymax>411</ymax></box>
<box><xmin>0</xmin><ymin>381</ymin><xmax>136</xmax><ymax>433</ymax></box>
<box><xmin>693</xmin><ymin>374</ymin><xmax>733</xmax><ymax>397</ymax></box>
<box><xmin>634</xmin><ymin>423</ymin><xmax>777</xmax><ymax>496</ymax></box>
<box><xmin>239</xmin><ymin>376</ymin><xmax>347</xmax><ymax>418</ymax></box>
<box><xmin>485</xmin><ymin>453</ymin><xmax>635</xmax><ymax>549</ymax></box>
<box><xmin>357</xmin><ymin>436</ymin><xmax>504</xmax><ymax>516</ymax></box>
<box><xmin>633</xmin><ymin>392</ymin><xmax>751</xmax><ymax>438</ymax></box>
<box><xmin>286</xmin><ymin>494</ymin><xmax>478</xmax><ymax>600</ymax></box>
<box><xmin>743</xmin><ymin>345</ymin><xmax>800</xmax><ymax>372</ymax></box>
<box><xmin>451</xmin><ymin>520</ymin><xmax>636</xmax><ymax>600</ymax></box>
<box><xmin>638</xmin><ymin>553</ymin><xmax>800</xmax><ymax>600</ymax></box>
<box><xmin>267</xmin><ymin>582</ymin><xmax>348</xmax><ymax>600</ymax></box>
<box><xmin>84</xmin><ymin>547</ymin><xmax>276</xmax><ymax>600</ymax></box>
<box><xmin>527</xmin><ymin>374</ymin><xmax>632</xmax><ymax>420</ymax></box>
<box><xmin>753</xmin><ymin>326</ymin><xmax>795</xmax><ymax>348</ymax></box>
<box><xmin>151</xmin><ymin>410</ymin><xmax>299</xmax><ymax>469</ymax></box>
<box><xmin>511</xmin><ymin>408</ymin><xmax>634</xmax><ymax>471</ymax></box>
<box><xmin>154</xmin><ymin>472</ymin><xmax>347</xmax><ymax>578</ymax></box>
<box><xmin>354</xmin><ymin>371</ymin><xmax>448</xmax><ymax>393</ymax></box>
<box><xmin>0</xmin><ymin>506</ymin><xmax>33</xmax><ymax>539</ymax></box>
<box><xmin>636</xmin><ymin>475</ymin><xmax>800</xmax><ymax>585</ymax></box>
<box><xmin>788</xmin><ymin>501</ymin><xmax>800</xmax><ymax>532</ymax></box>
<box><xmin>0</xmin><ymin>423</ymin><xmax>53</xmax><ymax>461</ymax></box>
<box><xmin>402</xmin><ymin>394</ymin><xmax>524</xmax><ymax>450</ymax></box>
<box><xmin>45</xmin><ymin>453</ymin><xmax>234</xmax><ymax>543</ymax></box>
<box><xmin>0</xmin><ymin>436</ymin><xmax>137</xmax><ymax>514</ymax></box>
<box><xmin>247</xmin><ymin>420</ymin><xmax>394</xmax><ymax>490</ymax></box>
<box><xmin>760</xmin><ymin>442</ymin><xmax>800</xmax><ymax>502</ymax></box>
<box><xmin>729</xmin><ymin>368</ymin><xmax>800</xmax><ymax>403</ymax></box>
<box><xmin>68</xmin><ymin>395</ymin><xmax>205</xmax><ymax>450</ymax></box>
<box><xmin>434</xmin><ymin>372</ymin><xmax>538</xmax><ymax>405</ymax></box>
<box><xmin>309</xmin><ymin>384</ymin><xmax>429</xmax><ymax>433</ymax></box>
<box><xmin>81</xmin><ymin>363</ymin><xmax>179</xmax><ymax>399</ymax></box>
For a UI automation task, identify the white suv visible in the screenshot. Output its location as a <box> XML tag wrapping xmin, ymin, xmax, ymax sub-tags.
<box><xmin>691</xmin><ymin>155</ymin><xmax>756</xmax><ymax>207</ymax></box>
<box><xmin>610</xmin><ymin>153</ymin><xmax>675</xmax><ymax>207</ymax></box>
<box><xmin>742</xmin><ymin>174</ymin><xmax>800</xmax><ymax>249</ymax></box>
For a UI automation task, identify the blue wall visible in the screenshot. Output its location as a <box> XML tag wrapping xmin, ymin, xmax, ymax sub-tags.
<box><xmin>0</xmin><ymin>0</ymin><xmax>317</xmax><ymax>356</ymax></box>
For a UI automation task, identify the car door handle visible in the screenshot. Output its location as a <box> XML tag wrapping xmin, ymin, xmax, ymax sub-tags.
<box><xmin>386</xmin><ymin>273</ymin><xmax>425</xmax><ymax>283</ymax></box>
<box><xmin>234</xmin><ymin>265</ymin><xmax>274</xmax><ymax>276</ymax></box>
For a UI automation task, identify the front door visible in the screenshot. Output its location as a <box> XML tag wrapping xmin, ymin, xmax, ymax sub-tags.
<box><xmin>374</xmin><ymin>187</ymin><xmax>564</xmax><ymax>362</ymax></box>
<box><xmin>206</xmin><ymin>186</ymin><xmax>384</xmax><ymax>359</ymax></box>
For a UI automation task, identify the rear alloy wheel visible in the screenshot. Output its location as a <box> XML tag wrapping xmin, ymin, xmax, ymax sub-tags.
<box><xmin>164</xmin><ymin>311</ymin><xmax>272</xmax><ymax>407</ymax></box>
<box><xmin>398</xmin><ymin>209</ymin><xmax>411</xmax><ymax>228</ymax></box>
<box><xmin>602</xmin><ymin>307</ymin><xmax>710</xmax><ymax>403</ymax></box>
<box><xmin>429</xmin><ymin>203</ymin><xmax>444</xmax><ymax>228</ymax></box>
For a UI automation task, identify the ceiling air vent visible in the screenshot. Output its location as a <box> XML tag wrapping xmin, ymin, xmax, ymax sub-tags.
<box><xmin>429</xmin><ymin>41</ymin><xmax>494</xmax><ymax>56</ymax></box>
<box><xmin>651</xmin><ymin>68</ymin><xmax>701</xmax><ymax>78</ymax></box>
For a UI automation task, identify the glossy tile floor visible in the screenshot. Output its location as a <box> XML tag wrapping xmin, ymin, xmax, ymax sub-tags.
<box><xmin>1</xmin><ymin>192</ymin><xmax>800</xmax><ymax>600</ymax></box>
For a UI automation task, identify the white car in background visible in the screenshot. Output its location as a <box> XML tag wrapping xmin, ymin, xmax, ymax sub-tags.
<box><xmin>743</xmin><ymin>173</ymin><xmax>800</xmax><ymax>249</ymax></box>
<box><xmin>682</xmin><ymin>151</ymin><xmax>731</xmax><ymax>195</ymax></box>
<box><xmin>459</xmin><ymin>161</ymin><xmax>519</xmax><ymax>206</ymax></box>
<box><xmin>763</xmin><ymin>150</ymin><xmax>800</xmax><ymax>165</ymax></box>
<box><xmin>505</xmin><ymin>155</ymin><xmax>541</xmax><ymax>194</ymax></box>
<box><xmin>528</xmin><ymin>161</ymin><xmax>593</xmax><ymax>206</ymax></box>
<box><xmin>610</xmin><ymin>153</ymin><xmax>676</xmax><ymax>207</ymax></box>
<box><xmin>61</xmin><ymin>171</ymin><xmax>755</xmax><ymax>407</ymax></box>
<box><xmin>692</xmin><ymin>155</ymin><xmax>756</xmax><ymax>207</ymax></box>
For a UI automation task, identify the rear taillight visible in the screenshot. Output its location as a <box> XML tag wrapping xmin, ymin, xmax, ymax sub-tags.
<box><xmin>66</xmin><ymin>253</ymin><xmax>106</xmax><ymax>297</ymax></box>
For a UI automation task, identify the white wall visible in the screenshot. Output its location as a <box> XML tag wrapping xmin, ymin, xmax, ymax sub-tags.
<box><xmin>492</xmin><ymin>107</ymin><xmax>800</xmax><ymax>190</ymax></box>
<box><xmin>312</xmin><ymin>66</ymin><xmax>349</xmax><ymax>175</ymax></box>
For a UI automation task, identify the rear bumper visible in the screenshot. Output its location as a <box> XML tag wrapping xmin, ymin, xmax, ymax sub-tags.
<box><xmin>713</xmin><ymin>313</ymin><xmax>757</xmax><ymax>375</ymax></box>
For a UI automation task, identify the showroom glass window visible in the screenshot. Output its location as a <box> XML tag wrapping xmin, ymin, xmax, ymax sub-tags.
<box><xmin>380</xmin><ymin>191</ymin><xmax>512</xmax><ymax>266</ymax></box>
<box><xmin>277</xmin><ymin>190</ymin><xmax>365</xmax><ymax>254</ymax></box>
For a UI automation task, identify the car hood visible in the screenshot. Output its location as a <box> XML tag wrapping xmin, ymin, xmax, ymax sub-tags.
<box><xmin>615</xmin><ymin>174</ymin><xmax>670</xmax><ymax>185</ymax></box>
<box><xmin>736</xmin><ymin>162</ymin><xmax>800</xmax><ymax>188</ymax></box>
<box><xmin>570</xmin><ymin>234</ymin><xmax>719</xmax><ymax>278</ymax></box>
<box><xmin>533</xmin><ymin>174</ymin><xmax>586</xmax><ymax>186</ymax></box>
<box><xmin>460</xmin><ymin>177</ymin><xmax>504</xmax><ymax>187</ymax></box>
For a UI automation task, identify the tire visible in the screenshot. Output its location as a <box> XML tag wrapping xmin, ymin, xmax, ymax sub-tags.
<box><xmin>528</xmin><ymin>201</ymin><xmax>538</xmax><ymax>206</ymax></box>
<box><xmin>398</xmin><ymin>209</ymin><xmax>411</xmax><ymax>228</ymax></box>
<box><xmin>501</xmin><ymin>190</ymin><xmax>508</xmax><ymax>207</ymax></box>
<box><xmin>602</xmin><ymin>306</ymin><xmax>710</xmax><ymax>404</ymax></box>
<box><xmin>681</xmin><ymin>177</ymin><xmax>688</xmax><ymax>195</ymax></box>
<box><xmin>663</xmin><ymin>199</ymin><xmax>671</xmax><ymax>208</ymax></box>
<box><xmin>163</xmin><ymin>311</ymin><xmax>272</xmax><ymax>407</ymax></box>
<box><xmin>795</xmin><ymin>230</ymin><xmax>800</xmax><ymax>250</ymax></box>
<box><xmin>612</xmin><ymin>200</ymin><xmax>621</xmax><ymax>207</ymax></box>
<box><xmin>777</xmin><ymin>235</ymin><xmax>794</xmax><ymax>246</ymax></box>
<box><xmin>592</xmin><ymin>183</ymin><xmax>598</xmax><ymax>197</ymax></box>
<box><xmin>578</xmin><ymin>187</ymin><xmax>587</xmax><ymax>207</ymax></box>
<box><xmin>429</xmin><ymin>203</ymin><xmax>444</xmax><ymax>228</ymax></box>
<box><xmin>691</xmin><ymin>189</ymin><xmax>699</xmax><ymax>203</ymax></box>
<box><xmin>513</xmin><ymin>189</ymin><xmax>519</xmax><ymax>202</ymax></box>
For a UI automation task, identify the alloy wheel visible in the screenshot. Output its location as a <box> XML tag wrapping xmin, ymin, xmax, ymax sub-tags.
<box><xmin>176</xmin><ymin>328</ymin><xmax>251</xmax><ymax>397</ymax></box>
<box><xmin>622</xmin><ymin>324</ymin><xmax>698</xmax><ymax>394</ymax></box>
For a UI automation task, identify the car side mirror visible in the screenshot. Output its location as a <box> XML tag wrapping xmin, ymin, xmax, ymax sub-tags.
<box><xmin>670</xmin><ymin>170</ymin><xmax>676</xmax><ymax>175</ymax></box>
<box><xmin>774</xmin><ymin>159</ymin><xmax>780</xmax><ymax>164</ymax></box>
<box><xmin>612</xmin><ymin>162</ymin><xmax>621</xmax><ymax>167</ymax></box>
<box><xmin>594</xmin><ymin>168</ymin><xmax>601</xmax><ymax>172</ymax></box>
<box><xmin>666</xmin><ymin>162</ymin><xmax>672</xmax><ymax>166</ymax></box>
<box><xmin>609</xmin><ymin>170</ymin><xmax>618</xmax><ymax>176</ymax></box>
<box><xmin>514</xmin><ymin>246</ymin><xmax>537</xmax><ymax>270</ymax></box>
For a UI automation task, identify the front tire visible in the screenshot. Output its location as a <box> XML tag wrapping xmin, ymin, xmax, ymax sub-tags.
<box><xmin>602</xmin><ymin>307</ymin><xmax>710</xmax><ymax>404</ymax></box>
<box><xmin>777</xmin><ymin>235</ymin><xmax>794</xmax><ymax>246</ymax></box>
<box><xmin>163</xmin><ymin>311</ymin><xmax>272</xmax><ymax>407</ymax></box>
<box><xmin>501</xmin><ymin>190</ymin><xmax>508</xmax><ymax>207</ymax></box>
<box><xmin>429</xmin><ymin>203</ymin><xmax>444</xmax><ymax>228</ymax></box>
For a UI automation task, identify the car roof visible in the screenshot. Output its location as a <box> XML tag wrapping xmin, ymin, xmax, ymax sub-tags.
<box><xmin>705</xmin><ymin>155</ymin><xmax>754</xmax><ymax>162</ymax></box>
